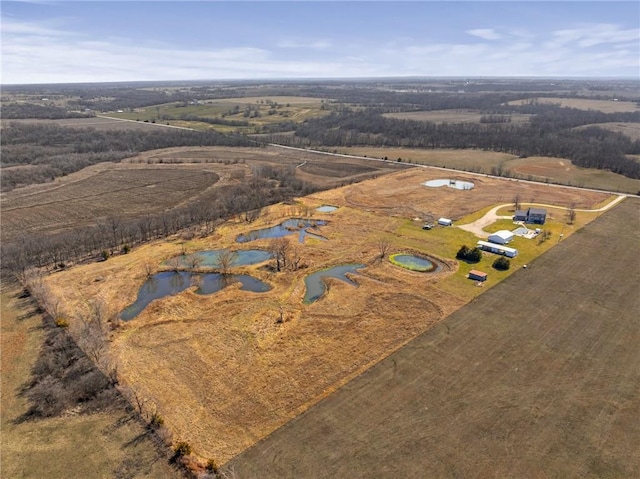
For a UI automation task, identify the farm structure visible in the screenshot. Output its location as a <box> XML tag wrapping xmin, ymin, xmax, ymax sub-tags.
<box><xmin>514</xmin><ymin>207</ymin><xmax>547</xmax><ymax>224</ymax></box>
<box><xmin>477</xmin><ymin>240</ymin><xmax>519</xmax><ymax>258</ymax></box>
<box><xmin>438</xmin><ymin>217</ymin><xmax>453</xmax><ymax>226</ymax></box>
<box><xmin>488</xmin><ymin>230</ymin><xmax>514</xmax><ymax>245</ymax></box>
<box><xmin>468</xmin><ymin>270</ymin><xmax>488</xmax><ymax>281</ymax></box>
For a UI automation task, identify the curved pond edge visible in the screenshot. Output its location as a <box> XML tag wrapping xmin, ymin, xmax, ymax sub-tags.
<box><xmin>303</xmin><ymin>263</ymin><xmax>365</xmax><ymax>304</ymax></box>
<box><xmin>389</xmin><ymin>253</ymin><xmax>441</xmax><ymax>273</ymax></box>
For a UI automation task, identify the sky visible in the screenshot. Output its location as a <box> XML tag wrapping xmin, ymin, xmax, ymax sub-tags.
<box><xmin>1</xmin><ymin>1</ymin><xmax>639</xmax><ymax>84</ymax></box>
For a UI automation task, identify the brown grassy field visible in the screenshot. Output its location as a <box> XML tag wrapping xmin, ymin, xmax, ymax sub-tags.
<box><xmin>336</xmin><ymin>147</ymin><xmax>640</xmax><ymax>194</ymax></box>
<box><xmin>0</xmin><ymin>146</ymin><xmax>403</xmax><ymax>242</ymax></box>
<box><xmin>0</xmin><ymin>286</ymin><xmax>181</xmax><ymax>479</ymax></box>
<box><xmin>43</xmin><ymin>168</ymin><xmax>611</xmax><ymax>464</ymax></box>
<box><xmin>575</xmin><ymin>122</ymin><xmax>640</xmax><ymax>141</ymax></box>
<box><xmin>0</xmin><ymin>117</ymin><xmax>174</xmax><ymax>131</ymax></box>
<box><xmin>383</xmin><ymin>109</ymin><xmax>531</xmax><ymax>124</ymax></box>
<box><xmin>508</xmin><ymin>97</ymin><xmax>640</xmax><ymax>113</ymax></box>
<box><xmin>227</xmin><ymin>197</ymin><xmax>640</xmax><ymax>478</ymax></box>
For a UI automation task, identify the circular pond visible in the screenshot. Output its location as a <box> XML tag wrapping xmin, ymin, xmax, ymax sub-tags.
<box><xmin>389</xmin><ymin>254</ymin><xmax>439</xmax><ymax>272</ymax></box>
<box><xmin>423</xmin><ymin>179</ymin><xmax>474</xmax><ymax>190</ymax></box>
<box><xmin>316</xmin><ymin>205</ymin><xmax>339</xmax><ymax>213</ymax></box>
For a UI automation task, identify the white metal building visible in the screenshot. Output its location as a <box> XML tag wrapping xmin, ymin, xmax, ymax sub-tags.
<box><xmin>488</xmin><ymin>230</ymin><xmax>514</xmax><ymax>245</ymax></box>
<box><xmin>438</xmin><ymin>217</ymin><xmax>453</xmax><ymax>226</ymax></box>
<box><xmin>477</xmin><ymin>240</ymin><xmax>518</xmax><ymax>258</ymax></box>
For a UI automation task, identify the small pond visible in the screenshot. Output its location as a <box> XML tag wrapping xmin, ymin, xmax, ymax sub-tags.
<box><xmin>236</xmin><ymin>218</ymin><xmax>328</xmax><ymax>244</ymax></box>
<box><xmin>389</xmin><ymin>254</ymin><xmax>439</xmax><ymax>272</ymax></box>
<box><xmin>121</xmin><ymin>271</ymin><xmax>270</xmax><ymax>320</ymax></box>
<box><xmin>303</xmin><ymin>264</ymin><xmax>365</xmax><ymax>304</ymax></box>
<box><xmin>165</xmin><ymin>249</ymin><xmax>272</xmax><ymax>269</ymax></box>
<box><xmin>423</xmin><ymin>179</ymin><xmax>474</xmax><ymax>190</ymax></box>
<box><xmin>316</xmin><ymin>205</ymin><xmax>339</xmax><ymax>213</ymax></box>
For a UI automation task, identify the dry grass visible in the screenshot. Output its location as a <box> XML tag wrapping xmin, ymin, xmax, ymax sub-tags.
<box><xmin>383</xmin><ymin>109</ymin><xmax>531</xmax><ymax>124</ymax></box>
<box><xmin>0</xmin><ymin>286</ymin><xmax>181</xmax><ymax>479</ymax></box>
<box><xmin>227</xmin><ymin>197</ymin><xmax>640</xmax><ymax>478</ymax></box>
<box><xmin>0</xmin><ymin>146</ymin><xmax>403</xmax><ymax>242</ymax></box>
<box><xmin>0</xmin><ymin>117</ymin><xmax>172</xmax><ymax>131</ymax></box>
<box><xmin>575</xmin><ymin>122</ymin><xmax>640</xmax><ymax>141</ymax></box>
<box><xmin>337</xmin><ymin>147</ymin><xmax>640</xmax><ymax>194</ymax></box>
<box><xmin>43</xmin><ymin>169</ymin><xmax>610</xmax><ymax>464</ymax></box>
<box><xmin>508</xmin><ymin>97</ymin><xmax>640</xmax><ymax>113</ymax></box>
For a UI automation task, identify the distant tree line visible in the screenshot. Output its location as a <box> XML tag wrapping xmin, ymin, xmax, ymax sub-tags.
<box><xmin>0</xmin><ymin>122</ymin><xmax>254</xmax><ymax>190</ymax></box>
<box><xmin>1</xmin><ymin>102</ymin><xmax>95</xmax><ymax>119</ymax></box>
<box><xmin>291</xmin><ymin>109</ymin><xmax>640</xmax><ymax>179</ymax></box>
<box><xmin>1</xmin><ymin>165</ymin><xmax>318</xmax><ymax>277</ymax></box>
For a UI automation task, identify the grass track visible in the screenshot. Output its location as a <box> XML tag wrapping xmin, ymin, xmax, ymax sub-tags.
<box><xmin>227</xmin><ymin>198</ymin><xmax>640</xmax><ymax>478</ymax></box>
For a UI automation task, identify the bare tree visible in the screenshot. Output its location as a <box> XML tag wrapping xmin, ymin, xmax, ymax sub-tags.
<box><xmin>377</xmin><ymin>239</ymin><xmax>391</xmax><ymax>259</ymax></box>
<box><xmin>513</xmin><ymin>194</ymin><xmax>521</xmax><ymax>212</ymax></box>
<box><xmin>268</xmin><ymin>237</ymin><xmax>290</xmax><ymax>272</ymax></box>
<box><xmin>217</xmin><ymin>249</ymin><xmax>237</xmax><ymax>276</ymax></box>
<box><xmin>566</xmin><ymin>203</ymin><xmax>576</xmax><ymax>225</ymax></box>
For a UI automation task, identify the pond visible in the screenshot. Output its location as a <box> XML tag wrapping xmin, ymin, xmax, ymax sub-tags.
<box><xmin>236</xmin><ymin>218</ymin><xmax>328</xmax><ymax>244</ymax></box>
<box><xmin>165</xmin><ymin>249</ymin><xmax>272</xmax><ymax>269</ymax></box>
<box><xmin>389</xmin><ymin>254</ymin><xmax>439</xmax><ymax>272</ymax></box>
<box><xmin>120</xmin><ymin>271</ymin><xmax>270</xmax><ymax>320</ymax></box>
<box><xmin>316</xmin><ymin>205</ymin><xmax>339</xmax><ymax>213</ymax></box>
<box><xmin>303</xmin><ymin>264</ymin><xmax>365</xmax><ymax>304</ymax></box>
<box><xmin>423</xmin><ymin>179</ymin><xmax>474</xmax><ymax>190</ymax></box>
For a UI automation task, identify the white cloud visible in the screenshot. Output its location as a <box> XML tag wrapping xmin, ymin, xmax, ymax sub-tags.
<box><xmin>277</xmin><ymin>39</ymin><xmax>332</xmax><ymax>50</ymax></box>
<box><xmin>466</xmin><ymin>29</ymin><xmax>502</xmax><ymax>41</ymax></box>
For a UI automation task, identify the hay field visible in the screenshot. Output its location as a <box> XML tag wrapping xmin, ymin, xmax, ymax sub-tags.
<box><xmin>227</xmin><ymin>198</ymin><xmax>640</xmax><ymax>478</ymax></box>
<box><xmin>44</xmin><ymin>169</ymin><xmax>610</xmax><ymax>464</ymax></box>
<box><xmin>508</xmin><ymin>97</ymin><xmax>640</xmax><ymax>113</ymax></box>
<box><xmin>1</xmin><ymin>146</ymin><xmax>403</xmax><ymax>242</ymax></box>
<box><xmin>0</xmin><ymin>287</ymin><xmax>180</xmax><ymax>479</ymax></box>
<box><xmin>336</xmin><ymin>147</ymin><xmax>640</xmax><ymax>194</ymax></box>
<box><xmin>383</xmin><ymin>109</ymin><xmax>531</xmax><ymax>124</ymax></box>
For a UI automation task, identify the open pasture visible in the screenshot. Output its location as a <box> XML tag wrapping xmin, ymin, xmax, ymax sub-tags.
<box><xmin>227</xmin><ymin>198</ymin><xmax>640</xmax><ymax>478</ymax></box>
<box><xmin>508</xmin><ymin>96</ymin><xmax>640</xmax><ymax>113</ymax></box>
<box><xmin>44</xmin><ymin>168</ymin><xmax>611</xmax><ymax>463</ymax></box>
<box><xmin>1</xmin><ymin>146</ymin><xmax>403</xmax><ymax>242</ymax></box>
<box><xmin>337</xmin><ymin>147</ymin><xmax>640</xmax><ymax>194</ymax></box>
<box><xmin>383</xmin><ymin>109</ymin><xmax>532</xmax><ymax>124</ymax></box>
<box><xmin>0</xmin><ymin>117</ymin><xmax>170</xmax><ymax>132</ymax></box>
<box><xmin>575</xmin><ymin>122</ymin><xmax>640</xmax><ymax>141</ymax></box>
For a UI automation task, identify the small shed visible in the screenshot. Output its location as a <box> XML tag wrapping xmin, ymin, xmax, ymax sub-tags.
<box><xmin>438</xmin><ymin>217</ymin><xmax>453</xmax><ymax>226</ymax></box>
<box><xmin>469</xmin><ymin>270</ymin><xmax>487</xmax><ymax>282</ymax></box>
<box><xmin>488</xmin><ymin>230</ymin><xmax>514</xmax><ymax>245</ymax></box>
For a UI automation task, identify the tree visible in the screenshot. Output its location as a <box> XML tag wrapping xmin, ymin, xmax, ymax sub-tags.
<box><xmin>217</xmin><ymin>249</ymin><xmax>237</xmax><ymax>276</ymax></box>
<box><xmin>493</xmin><ymin>256</ymin><xmax>511</xmax><ymax>270</ymax></box>
<box><xmin>268</xmin><ymin>237</ymin><xmax>290</xmax><ymax>272</ymax></box>
<box><xmin>566</xmin><ymin>203</ymin><xmax>576</xmax><ymax>224</ymax></box>
<box><xmin>377</xmin><ymin>239</ymin><xmax>391</xmax><ymax>259</ymax></box>
<box><xmin>513</xmin><ymin>194</ymin><xmax>521</xmax><ymax>212</ymax></box>
<box><xmin>456</xmin><ymin>245</ymin><xmax>482</xmax><ymax>263</ymax></box>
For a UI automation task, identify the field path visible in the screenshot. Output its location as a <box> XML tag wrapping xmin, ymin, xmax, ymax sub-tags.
<box><xmin>457</xmin><ymin>195</ymin><xmax>626</xmax><ymax>237</ymax></box>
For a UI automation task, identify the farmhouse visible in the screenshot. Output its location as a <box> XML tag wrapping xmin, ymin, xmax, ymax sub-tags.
<box><xmin>514</xmin><ymin>207</ymin><xmax>547</xmax><ymax>224</ymax></box>
<box><xmin>477</xmin><ymin>240</ymin><xmax>518</xmax><ymax>258</ymax></box>
<box><xmin>488</xmin><ymin>230</ymin><xmax>514</xmax><ymax>245</ymax></box>
<box><xmin>438</xmin><ymin>217</ymin><xmax>453</xmax><ymax>226</ymax></box>
<box><xmin>468</xmin><ymin>270</ymin><xmax>487</xmax><ymax>281</ymax></box>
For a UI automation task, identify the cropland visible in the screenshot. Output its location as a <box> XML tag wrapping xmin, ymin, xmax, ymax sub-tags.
<box><xmin>507</xmin><ymin>96</ymin><xmax>640</xmax><ymax>113</ymax></box>
<box><xmin>336</xmin><ymin>147</ymin><xmax>640</xmax><ymax>194</ymax></box>
<box><xmin>43</xmin><ymin>168</ymin><xmax>613</xmax><ymax>464</ymax></box>
<box><xmin>383</xmin><ymin>109</ymin><xmax>532</xmax><ymax>124</ymax></box>
<box><xmin>227</xmin><ymin>197</ymin><xmax>640</xmax><ymax>478</ymax></box>
<box><xmin>0</xmin><ymin>146</ymin><xmax>402</xmax><ymax>242</ymax></box>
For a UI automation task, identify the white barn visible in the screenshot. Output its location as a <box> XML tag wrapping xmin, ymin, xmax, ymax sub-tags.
<box><xmin>488</xmin><ymin>230</ymin><xmax>514</xmax><ymax>245</ymax></box>
<box><xmin>438</xmin><ymin>217</ymin><xmax>453</xmax><ymax>226</ymax></box>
